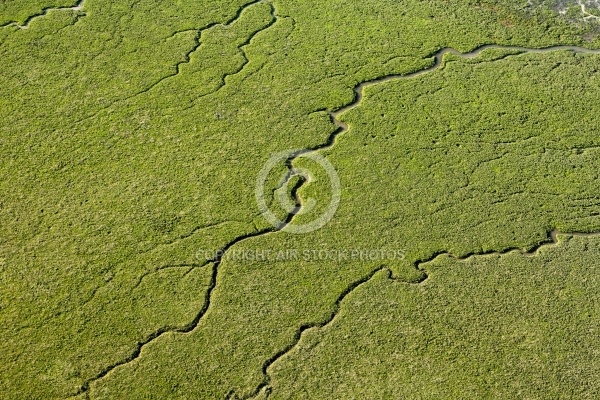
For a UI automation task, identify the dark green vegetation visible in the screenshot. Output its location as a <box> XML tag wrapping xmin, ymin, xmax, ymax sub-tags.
<box><xmin>1</xmin><ymin>0</ymin><xmax>600</xmax><ymax>399</ymax></box>
<box><xmin>539</xmin><ymin>0</ymin><xmax>600</xmax><ymax>20</ymax></box>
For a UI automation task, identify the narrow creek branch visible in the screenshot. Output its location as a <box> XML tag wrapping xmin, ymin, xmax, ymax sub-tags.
<box><xmin>1</xmin><ymin>0</ymin><xmax>85</xmax><ymax>29</ymax></box>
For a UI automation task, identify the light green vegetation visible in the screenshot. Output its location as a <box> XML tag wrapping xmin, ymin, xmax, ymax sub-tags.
<box><xmin>92</xmin><ymin>49</ymin><xmax>600</xmax><ymax>397</ymax></box>
<box><xmin>1</xmin><ymin>0</ymin><xmax>600</xmax><ymax>398</ymax></box>
<box><xmin>262</xmin><ymin>234</ymin><xmax>600</xmax><ymax>399</ymax></box>
<box><xmin>0</xmin><ymin>1</ymin><xmax>79</xmax><ymax>26</ymax></box>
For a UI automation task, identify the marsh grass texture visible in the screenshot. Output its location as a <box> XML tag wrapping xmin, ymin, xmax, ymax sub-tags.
<box><xmin>1</xmin><ymin>0</ymin><xmax>600</xmax><ymax>398</ymax></box>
